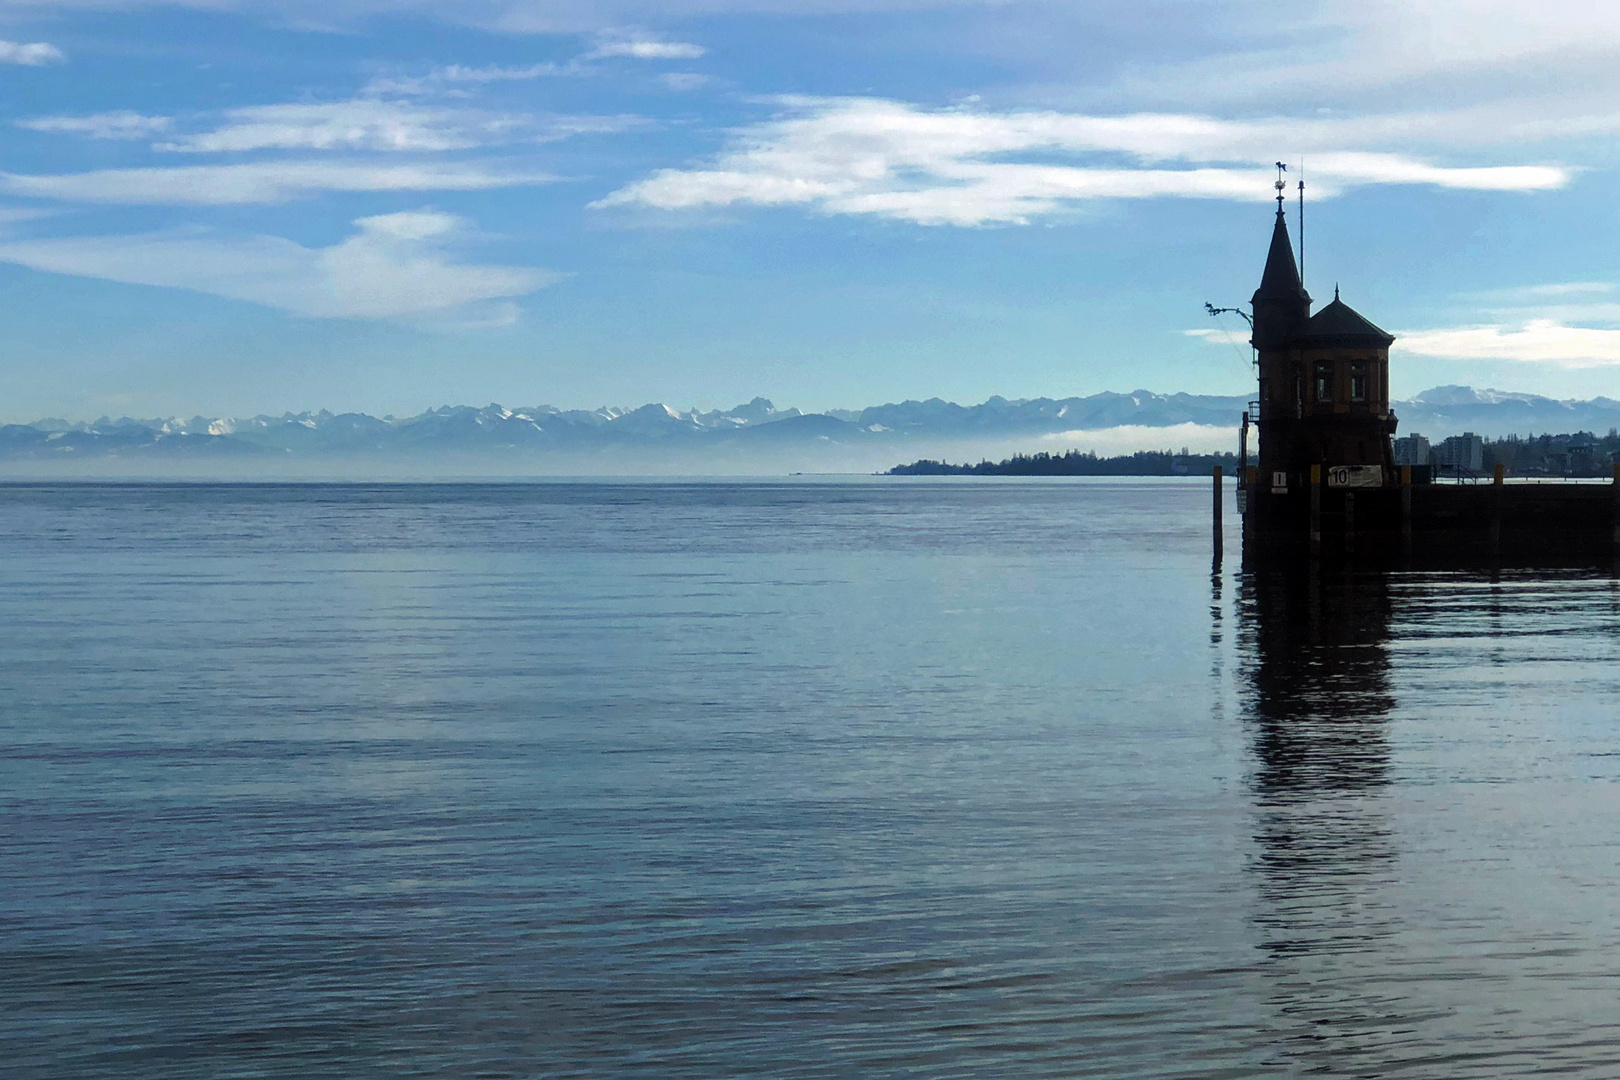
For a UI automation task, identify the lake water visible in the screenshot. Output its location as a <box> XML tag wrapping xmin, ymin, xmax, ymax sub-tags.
<box><xmin>6</xmin><ymin>479</ymin><xmax>1620</xmax><ymax>1078</ymax></box>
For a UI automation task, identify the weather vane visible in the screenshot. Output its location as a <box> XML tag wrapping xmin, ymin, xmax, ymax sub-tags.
<box><xmin>1274</xmin><ymin>161</ymin><xmax>1288</xmax><ymax>208</ymax></box>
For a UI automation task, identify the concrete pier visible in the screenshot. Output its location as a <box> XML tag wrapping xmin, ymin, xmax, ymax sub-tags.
<box><xmin>1243</xmin><ymin>470</ymin><xmax>1620</xmax><ymax>560</ymax></box>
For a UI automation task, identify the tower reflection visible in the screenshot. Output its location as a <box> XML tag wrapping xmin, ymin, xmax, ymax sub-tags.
<box><xmin>1237</xmin><ymin>564</ymin><xmax>1402</xmax><ymax>1068</ymax></box>
<box><xmin>1242</xmin><ymin>566</ymin><xmax>1394</xmax><ymax>802</ymax></box>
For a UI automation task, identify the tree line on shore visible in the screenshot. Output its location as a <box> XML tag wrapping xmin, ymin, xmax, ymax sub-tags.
<box><xmin>888</xmin><ymin>448</ymin><xmax>1240</xmax><ymax>476</ymax></box>
<box><xmin>890</xmin><ymin>430</ymin><xmax>1620</xmax><ymax>479</ymax></box>
<box><xmin>1482</xmin><ymin>430</ymin><xmax>1620</xmax><ymax>477</ymax></box>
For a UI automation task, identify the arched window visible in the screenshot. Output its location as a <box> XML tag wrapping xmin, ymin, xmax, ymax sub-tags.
<box><xmin>1314</xmin><ymin>360</ymin><xmax>1334</xmax><ymax>403</ymax></box>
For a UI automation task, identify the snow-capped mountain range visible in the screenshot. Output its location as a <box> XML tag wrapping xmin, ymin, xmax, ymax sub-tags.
<box><xmin>5</xmin><ymin>387</ymin><xmax>1619</xmax><ymax>471</ymax></box>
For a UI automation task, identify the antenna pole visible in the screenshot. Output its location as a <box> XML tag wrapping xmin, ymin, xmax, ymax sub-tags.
<box><xmin>1297</xmin><ymin>166</ymin><xmax>1305</xmax><ymax>290</ymax></box>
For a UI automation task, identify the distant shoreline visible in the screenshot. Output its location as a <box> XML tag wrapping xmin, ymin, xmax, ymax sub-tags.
<box><xmin>889</xmin><ymin>449</ymin><xmax>1241</xmax><ymax>477</ymax></box>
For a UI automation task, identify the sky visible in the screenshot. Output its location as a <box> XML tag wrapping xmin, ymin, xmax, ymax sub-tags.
<box><xmin>4</xmin><ymin>0</ymin><xmax>1620</xmax><ymax>422</ymax></box>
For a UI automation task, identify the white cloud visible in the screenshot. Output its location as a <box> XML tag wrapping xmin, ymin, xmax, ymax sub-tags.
<box><xmin>0</xmin><ymin>0</ymin><xmax>989</xmax><ymax>31</ymax></box>
<box><xmin>0</xmin><ymin>206</ymin><xmax>54</xmax><ymax>230</ymax></box>
<box><xmin>0</xmin><ymin>209</ymin><xmax>556</xmax><ymax>318</ymax></box>
<box><xmin>588</xmin><ymin>37</ymin><xmax>704</xmax><ymax>60</ymax></box>
<box><xmin>433</xmin><ymin>62</ymin><xmax>560</xmax><ymax>81</ymax></box>
<box><xmin>1468</xmin><ymin>281</ymin><xmax>1617</xmax><ymax>302</ymax></box>
<box><xmin>0</xmin><ymin>0</ymin><xmax>1609</xmax><ymax>69</ymax></box>
<box><xmin>1184</xmin><ymin>328</ymin><xmax>1248</xmax><ymax>342</ymax></box>
<box><xmin>364</xmin><ymin>62</ymin><xmax>566</xmax><ymax>95</ymax></box>
<box><xmin>596</xmin><ymin>97</ymin><xmax>1569</xmax><ymax>226</ymax></box>
<box><xmin>156</xmin><ymin>100</ymin><xmax>529</xmax><ymax>153</ymax></box>
<box><xmin>8</xmin><ymin>0</ymin><xmax>1615</xmax><ymax>92</ymax></box>
<box><xmin>542</xmin><ymin>113</ymin><xmax>646</xmax><ymax>138</ymax></box>
<box><xmin>23</xmin><ymin>98</ymin><xmax>636</xmax><ymax>153</ymax></box>
<box><xmin>18</xmin><ymin>112</ymin><xmax>173</xmax><ymax>139</ymax></box>
<box><xmin>0</xmin><ymin>39</ymin><xmax>64</xmax><ymax>65</ymax></box>
<box><xmin>1038</xmin><ymin>423</ymin><xmax>1237</xmax><ymax>456</ymax></box>
<box><xmin>1188</xmin><ymin>278</ymin><xmax>1620</xmax><ymax>367</ymax></box>
<box><xmin>1110</xmin><ymin>1</ymin><xmax>1620</xmax><ymax>112</ymax></box>
<box><xmin>364</xmin><ymin>36</ymin><xmax>705</xmax><ymax>95</ymax></box>
<box><xmin>1191</xmin><ymin>289</ymin><xmax>1620</xmax><ymax>368</ymax></box>
<box><xmin>0</xmin><ymin>160</ymin><xmax>554</xmax><ymax>205</ymax></box>
<box><xmin>1397</xmin><ymin>320</ymin><xmax>1620</xmax><ymax>367</ymax></box>
<box><xmin>1302</xmin><ymin>152</ymin><xmax>1568</xmax><ymax>192</ymax></box>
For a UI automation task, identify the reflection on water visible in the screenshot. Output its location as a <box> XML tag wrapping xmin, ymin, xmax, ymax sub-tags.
<box><xmin>16</xmin><ymin>482</ymin><xmax>1620</xmax><ymax>1077</ymax></box>
<box><xmin>1239</xmin><ymin>566</ymin><xmax>1401</xmax><ymax>1073</ymax></box>
<box><xmin>1243</xmin><ymin>567</ymin><xmax>1395</xmax><ymax>797</ymax></box>
<box><xmin>1235</xmin><ymin>560</ymin><xmax>1620</xmax><ymax>1076</ymax></box>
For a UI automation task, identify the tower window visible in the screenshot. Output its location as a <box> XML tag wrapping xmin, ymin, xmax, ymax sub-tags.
<box><xmin>1314</xmin><ymin>361</ymin><xmax>1334</xmax><ymax>402</ymax></box>
<box><xmin>1350</xmin><ymin>361</ymin><xmax>1369</xmax><ymax>402</ymax></box>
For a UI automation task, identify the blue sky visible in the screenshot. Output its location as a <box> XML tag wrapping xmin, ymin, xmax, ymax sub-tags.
<box><xmin>3</xmin><ymin>0</ymin><xmax>1620</xmax><ymax>421</ymax></box>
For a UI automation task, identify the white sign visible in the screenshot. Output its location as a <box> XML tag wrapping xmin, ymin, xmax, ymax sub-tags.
<box><xmin>1271</xmin><ymin>471</ymin><xmax>1288</xmax><ymax>493</ymax></box>
<box><xmin>1327</xmin><ymin>465</ymin><xmax>1383</xmax><ymax>489</ymax></box>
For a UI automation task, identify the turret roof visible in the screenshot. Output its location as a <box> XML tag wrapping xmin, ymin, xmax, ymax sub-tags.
<box><xmin>1252</xmin><ymin>207</ymin><xmax>1309</xmax><ymax>304</ymax></box>
<box><xmin>1302</xmin><ymin>293</ymin><xmax>1395</xmax><ymax>345</ymax></box>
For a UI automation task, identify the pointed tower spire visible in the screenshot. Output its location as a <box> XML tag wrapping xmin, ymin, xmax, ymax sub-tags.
<box><xmin>1250</xmin><ymin>201</ymin><xmax>1311</xmax><ymax>351</ymax></box>
<box><xmin>1254</xmin><ymin>206</ymin><xmax>1307</xmax><ymax>303</ymax></box>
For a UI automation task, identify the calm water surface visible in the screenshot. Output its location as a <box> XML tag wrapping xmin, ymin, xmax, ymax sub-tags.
<box><xmin>5</xmin><ymin>480</ymin><xmax>1620</xmax><ymax>1077</ymax></box>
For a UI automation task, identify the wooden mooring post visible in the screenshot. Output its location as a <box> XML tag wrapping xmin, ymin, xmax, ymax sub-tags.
<box><xmin>1212</xmin><ymin>465</ymin><xmax>1223</xmax><ymax>563</ymax></box>
<box><xmin>1491</xmin><ymin>463</ymin><xmax>1505</xmax><ymax>550</ymax></box>
<box><xmin>1309</xmin><ymin>464</ymin><xmax>1322</xmax><ymax>548</ymax></box>
<box><xmin>1401</xmin><ymin>465</ymin><xmax>1413</xmax><ymax>550</ymax></box>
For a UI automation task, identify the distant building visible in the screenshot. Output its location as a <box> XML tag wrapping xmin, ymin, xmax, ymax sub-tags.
<box><xmin>1433</xmin><ymin>432</ymin><xmax>1484</xmax><ymax>475</ymax></box>
<box><xmin>1567</xmin><ymin>434</ymin><xmax>1599</xmax><ymax>476</ymax></box>
<box><xmin>1393</xmin><ymin>432</ymin><xmax>1430</xmax><ymax>467</ymax></box>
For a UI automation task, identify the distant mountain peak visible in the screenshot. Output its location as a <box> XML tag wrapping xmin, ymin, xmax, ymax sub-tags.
<box><xmin>6</xmin><ymin>386</ymin><xmax>1616</xmax><ymax>466</ymax></box>
<box><xmin>1412</xmin><ymin>385</ymin><xmax>1556</xmax><ymax>407</ymax></box>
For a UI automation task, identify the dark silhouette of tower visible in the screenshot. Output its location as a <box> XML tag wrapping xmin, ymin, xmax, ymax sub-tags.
<box><xmin>1235</xmin><ymin>180</ymin><xmax>1620</xmax><ymax>551</ymax></box>
<box><xmin>1251</xmin><ymin>205</ymin><xmax>1311</xmax><ymax>355</ymax></box>
<box><xmin>1250</xmin><ymin>201</ymin><xmax>1397</xmax><ymax>489</ymax></box>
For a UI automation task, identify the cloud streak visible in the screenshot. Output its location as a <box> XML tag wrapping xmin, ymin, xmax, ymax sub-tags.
<box><xmin>597</xmin><ymin>97</ymin><xmax>1569</xmax><ymax>226</ymax></box>
<box><xmin>0</xmin><ymin>39</ymin><xmax>64</xmax><ymax>65</ymax></box>
<box><xmin>364</xmin><ymin>62</ymin><xmax>568</xmax><ymax>95</ymax></box>
<box><xmin>0</xmin><ymin>209</ymin><xmax>555</xmax><ymax>318</ymax></box>
<box><xmin>1108</xmin><ymin>1</ymin><xmax>1620</xmax><ymax>113</ymax></box>
<box><xmin>1</xmin><ymin>160</ymin><xmax>555</xmax><ymax>205</ymax></box>
<box><xmin>155</xmin><ymin>100</ymin><xmax>530</xmax><ymax>153</ymax></box>
<box><xmin>587</xmin><ymin>37</ymin><xmax>704</xmax><ymax>60</ymax></box>
<box><xmin>18</xmin><ymin>111</ymin><xmax>173</xmax><ymax>139</ymax></box>
<box><xmin>1398</xmin><ymin>321</ymin><xmax>1620</xmax><ymax>368</ymax></box>
<box><xmin>22</xmin><ymin>99</ymin><xmax>635</xmax><ymax>154</ymax></box>
<box><xmin>363</xmin><ymin>35</ymin><xmax>706</xmax><ymax>94</ymax></box>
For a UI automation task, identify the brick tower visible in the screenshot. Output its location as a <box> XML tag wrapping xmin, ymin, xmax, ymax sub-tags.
<box><xmin>1250</xmin><ymin>196</ymin><xmax>1396</xmax><ymax>493</ymax></box>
